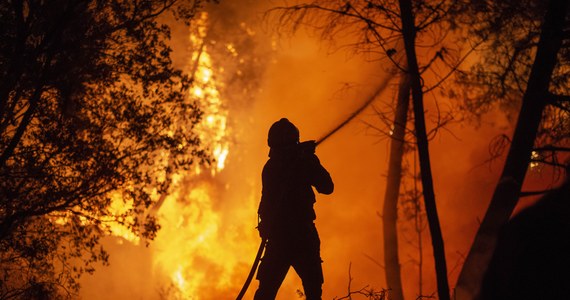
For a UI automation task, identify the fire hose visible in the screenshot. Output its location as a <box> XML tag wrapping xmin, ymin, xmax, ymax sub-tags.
<box><xmin>235</xmin><ymin>76</ymin><xmax>391</xmax><ymax>300</ymax></box>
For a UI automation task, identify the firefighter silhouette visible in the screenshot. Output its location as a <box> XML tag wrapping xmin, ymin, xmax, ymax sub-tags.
<box><xmin>254</xmin><ymin>118</ymin><xmax>334</xmax><ymax>300</ymax></box>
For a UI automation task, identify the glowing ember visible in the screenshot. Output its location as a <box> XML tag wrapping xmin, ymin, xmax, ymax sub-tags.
<box><xmin>529</xmin><ymin>150</ymin><xmax>540</xmax><ymax>170</ymax></box>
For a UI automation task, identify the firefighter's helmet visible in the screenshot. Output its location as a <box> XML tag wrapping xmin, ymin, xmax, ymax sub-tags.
<box><xmin>267</xmin><ymin>118</ymin><xmax>299</xmax><ymax>148</ymax></box>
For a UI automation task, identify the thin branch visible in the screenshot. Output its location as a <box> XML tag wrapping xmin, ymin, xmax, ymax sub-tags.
<box><xmin>362</xmin><ymin>253</ymin><xmax>385</xmax><ymax>269</ymax></box>
<box><xmin>547</xmin><ymin>99</ymin><xmax>570</xmax><ymax>112</ymax></box>
<box><xmin>423</xmin><ymin>39</ymin><xmax>483</xmax><ymax>93</ymax></box>
<box><xmin>531</xmin><ymin>158</ymin><xmax>566</xmax><ymax>168</ymax></box>
<box><xmin>548</xmin><ymin>92</ymin><xmax>570</xmax><ymax>103</ymax></box>
<box><xmin>519</xmin><ymin>189</ymin><xmax>552</xmax><ymax>197</ymax></box>
<box><xmin>363</xmin><ymin>20</ymin><xmax>406</xmax><ymax>72</ymax></box>
<box><xmin>416</xmin><ymin>1</ymin><xmax>449</xmax><ymax>32</ymax></box>
<box><xmin>333</xmin><ymin>262</ymin><xmax>388</xmax><ymax>300</ymax></box>
<box><xmin>364</xmin><ymin>0</ymin><xmax>402</xmax><ymax>31</ymax></box>
<box><xmin>533</xmin><ymin>146</ymin><xmax>570</xmax><ymax>152</ymax></box>
<box><xmin>269</xmin><ymin>4</ymin><xmax>399</xmax><ymax>32</ymax></box>
<box><xmin>419</xmin><ymin>47</ymin><xmax>445</xmax><ymax>74</ymax></box>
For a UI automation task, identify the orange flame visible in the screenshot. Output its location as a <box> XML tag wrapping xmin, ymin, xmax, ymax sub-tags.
<box><xmin>71</xmin><ymin>12</ymin><xmax>254</xmax><ymax>299</ymax></box>
<box><xmin>149</xmin><ymin>12</ymin><xmax>256</xmax><ymax>298</ymax></box>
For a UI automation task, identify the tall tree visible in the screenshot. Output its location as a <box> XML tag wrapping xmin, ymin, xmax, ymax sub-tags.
<box><xmin>382</xmin><ymin>69</ymin><xmax>410</xmax><ymax>300</ymax></box>
<box><xmin>398</xmin><ymin>0</ymin><xmax>450</xmax><ymax>298</ymax></box>
<box><xmin>0</xmin><ymin>0</ymin><xmax>213</xmax><ymax>298</ymax></box>
<box><xmin>452</xmin><ymin>0</ymin><xmax>570</xmax><ymax>298</ymax></box>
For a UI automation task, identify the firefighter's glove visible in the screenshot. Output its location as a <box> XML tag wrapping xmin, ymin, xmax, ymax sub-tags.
<box><xmin>298</xmin><ymin>140</ymin><xmax>316</xmax><ymax>155</ymax></box>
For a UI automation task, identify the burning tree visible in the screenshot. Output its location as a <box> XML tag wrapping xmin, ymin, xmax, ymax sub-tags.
<box><xmin>148</xmin><ymin>8</ymin><xmax>270</xmax><ymax>297</ymax></box>
<box><xmin>0</xmin><ymin>0</ymin><xmax>215</xmax><ymax>298</ymax></box>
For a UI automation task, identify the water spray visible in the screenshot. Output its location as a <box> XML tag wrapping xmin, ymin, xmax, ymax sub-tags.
<box><xmin>236</xmin><ymin>75</ymin><xmax>392</xmax><ymax>299</ymax></box>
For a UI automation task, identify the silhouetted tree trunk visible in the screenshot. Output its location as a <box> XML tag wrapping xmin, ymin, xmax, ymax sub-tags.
<box><xmin>455</xmin><ymin>0</ymin><xmax>569</xmax><ymax>298</ymax></box>
<box><xmin>398</xmin><ymin>0</ymin><xmax>450</xmax><ymax>299</ymax></box>
<box><xmin>382</xmin><ymin>70</ymin><xmax>410</xmax><ymax>300</ymax></box>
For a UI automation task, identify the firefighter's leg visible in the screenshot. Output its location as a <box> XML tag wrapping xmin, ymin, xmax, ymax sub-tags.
<box><xmin>293</xmin><ymin>256</ymin><xmax>323</xmax><ymax>300</ymax></box>
<box><xmin>254</xmin><ymin>243</ymin><xmax>290</xmax><ymax>300</ymax></box>
<box><xmin>292</xmin><ymin>227</ymin><xmax>323</xmax><ymax>300</ymax></box>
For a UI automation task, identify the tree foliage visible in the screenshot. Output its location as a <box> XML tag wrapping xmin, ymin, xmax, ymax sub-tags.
<box><xmin>451</xmin><ymin>0</ymin><xmax>570</xmax><ymax>170</ymax></box>
<box><xmin>269</xmin><ymin>0</ymin><xmax>462</xmax><ymax>85</ymax></box>
<box><xmin>0</xmin><ymin>0</ymin><xmax>214</xmax><ymax>298</ymax></box>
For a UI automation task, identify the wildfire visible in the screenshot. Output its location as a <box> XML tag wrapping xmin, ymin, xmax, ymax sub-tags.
<box><xmin>153</xmin><ymin>181</ymin><xmax>248</xmax><ymax>298</ymax></box>
<box><xmin>189</xmin><ymin>18</ymin><xmax>230</xmax><ymax>175</ymax></box>
<box><xmin>149</xmin><ymin>12</ymin><xmax>255</xmax><ymax>299</ymax></box>
<box><xmin>71</xmin><ymin>11</ymin><xmax>256</xmax><ymax>299</ymax></box>
<box><xmin>51</xmin><ymin>190</ymin><xmax>142</xmax><ymax>245</ymax></box>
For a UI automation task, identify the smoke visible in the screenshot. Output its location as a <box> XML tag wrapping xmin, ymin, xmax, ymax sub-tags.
<box><xmin>78</xmin><ymin>1</ymin><xmax>556</xmax><ymax>300</ymax></box>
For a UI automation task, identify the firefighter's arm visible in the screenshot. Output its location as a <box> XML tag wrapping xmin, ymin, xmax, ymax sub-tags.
<box><xmin>307</xmin><ymin>154</ymin><xmax>334</xmax><ymax>195</ymax></box>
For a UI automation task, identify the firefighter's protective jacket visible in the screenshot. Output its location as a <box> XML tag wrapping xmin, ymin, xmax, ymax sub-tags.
<box><xmin>258</xmin><ymin>143</ymin><xmax>333</xmax><ymax>239</ymax></box>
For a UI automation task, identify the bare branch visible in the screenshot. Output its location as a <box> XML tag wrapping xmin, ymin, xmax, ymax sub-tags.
<box><xmin>268</xmin><ymin>3</ymin><xmax>399</xmax><ymax>32</ymax></box>
<box><xmin>531</xmin><ymin>158</ymin><xmax>567</xmax><ymax>168</ymax></box>
<box><xmin>416</xmin><ymin>1</ymin><xmax>450</xmax><ymax>32</ymax></box>
<box><xmin>548</xmin><ymin>92</ymin><xmax>570</xmax><ymax>103</ymax></box>
<box><xmin>333</xmin><ymin>263</ymin><xmax>389</xmax><ymax>300</ymax></box>
<box><xmin>533</xmin><ymin>146</ymin><xmax>570</xmax><ymax>152</ymax></box>
<box><xmin>423</xmin><ymin>39</ymin><xmax>483</xmax><ymax>93</ymax></box>
<box><xmin>363</xmin><ymin>0</ymin><xmax>402</xmax><ymax>31</ymax></box>
<box><xmin>519</xmin><ymin>189</ymin><xmax>552</xmax><ymax>197</ymax></box>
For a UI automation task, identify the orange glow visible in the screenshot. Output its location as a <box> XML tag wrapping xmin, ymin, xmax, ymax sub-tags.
<box><xmin>150</xmin><ymin>12</ymin><xmax>245</xmax><ymax>298</ymax></box>
<box><xmin>79</xmin><ymin>12</ymin><xmax>253</xmax><ymax>299</ymax></box>
<box><xmin>188</xmin><ymin>18</ymin><xmax>229</xmax><ymax>176</ymax></box>
<box><xmin>50</xmin><ymin>191</ymin><xmax>141</xmax><ymax>245</ymax></box>
<box><xmin>77</xmin><ymin>3</ymin><xmax>566</xmax><ymax>300</ymax></box>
